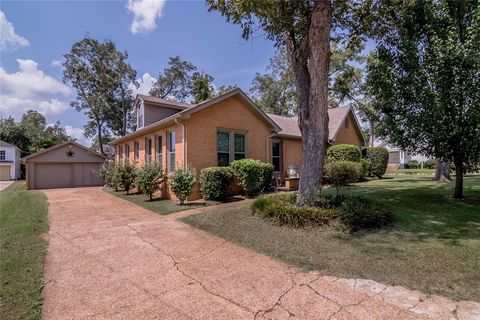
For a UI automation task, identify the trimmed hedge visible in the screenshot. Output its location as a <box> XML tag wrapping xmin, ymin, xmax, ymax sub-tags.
<box><xmin>252</xmin><ymin>193</ymin><xmax>339</xmax><ymax>228</ymax></box>
<box><xmin>200</xmin><ymin>167</ymin><xmax>235</xmax><ymax>201</ymax></box>
<box><xmin>324</xmin><ymin>161</ymin><xmax>361</xmax><ymax>195</ymax></box>
<box><xmin>327</xmin><ymin>144</ymin><xmax>362</xmax><ymax>162</ymax></box>
<box><xmin>231</xmin><ymin>159</ymin><xmax>274</xmax><ymax>198</ymax></box>
<box><xmin>363</xmin><ymin>147</ymin><xmax>389</xmax><ymax>178</ymax></box>
<box><xmin>424</xmin><ymin>159</ymin><xmax>436</xmax><ymax>169</ymax></box>
<box><xmin>407</xmin><ymin>160</ymin><xmax>419</xmax><ymax>169</ymax></box>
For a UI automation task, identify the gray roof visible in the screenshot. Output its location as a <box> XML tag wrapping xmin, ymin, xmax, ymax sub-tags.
<box><xmin>267</xmin><ymin>107</ymin><xmax>351</xmax><ymax>140</ymax></box>
<box><xmin>0</xmin><ymin>140</ymin><xmax>19</xmax><ymax>149</ymax></box>
<box><xmin>137</xmin><ymin>94</ymin><xmax>194</xmax><ymax>109</ymax></box>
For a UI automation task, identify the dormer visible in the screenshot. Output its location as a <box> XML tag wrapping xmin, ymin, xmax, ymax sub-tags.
<box><xmin>134</xmin><ymin>95</ymin><xmax>193</xmax><ymax>131</ymax></box>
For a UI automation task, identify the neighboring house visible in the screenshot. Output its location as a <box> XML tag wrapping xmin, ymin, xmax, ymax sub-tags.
<box><xmin>375</xmin><ymin>141</ymin><xmax>431</xmax><ymax>169</ymax></box>
<box><xmin>112</xmin><ymin>89</ymin><xmax>366</xmax><ymax>200</ymax></box>
<box><xmin>23</xmin><ymin>141</ymin><xmax>106</xmax><ymax>189</ymax></box>
<box><xmin>0</xmin><ymin>141</ymin><xmax>21</xmax><ymax>181</ymax></box>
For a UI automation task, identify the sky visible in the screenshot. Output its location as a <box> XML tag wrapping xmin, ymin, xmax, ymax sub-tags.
<box><xmin>0</xmin><ymin>0</ymin><xmax>277</xmax><ymax>146</ymax></box>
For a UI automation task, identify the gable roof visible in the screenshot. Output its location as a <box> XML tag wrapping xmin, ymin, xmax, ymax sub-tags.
<box><xmin>23</xmin><ymin>141</ymin><xmax>106</xmax><ymax>161</ymax></box>
<box><xmin>136</xmin><ymin>94</ymin><xmax>194</xmax><ymax>110</ymax></box>
<box><xmin>267</xmin><ymin>107</ymin><xmax>365</xmax><ymax>144</ymax></box>
<box><xmin>0</xmin><ymin>140</ymin><xmax>20</xmax><ymax>149</ymax></box>
<box><xmin>113</xmin><ymin>89</ymin><xmax>281</xmax><ymax>144</ymax></box>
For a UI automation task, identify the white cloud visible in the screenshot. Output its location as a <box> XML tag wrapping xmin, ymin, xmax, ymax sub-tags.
<box><xmin>64</xmin><ymin>125</ymin><xmax>92</xmax><ymax>146</ymax></box>
<box><xmin>51</xmin><ymin>59</ymin><xmax>63</xmax><ymax>68</ymax></box>
<box><xmin>0</xmin><ymin>11</ymin><xmax>29</xmax><ymax>51</ymax></box>
<box><xmin>127</xmin><ymin>0</ymin><xmax>166</xmax><ymax>34</ymax></box>
<box><xmin>129</xmin><ymin>72</ymin><xmax>156</xmax><ymax>96</ymax></box>
<box><xmin>0</xmin><ymin>59</ymin><xmax>71</xmax><ymax>119</ymax></box>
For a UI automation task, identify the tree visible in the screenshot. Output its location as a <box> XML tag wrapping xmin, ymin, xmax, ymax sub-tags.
<box><xmin>208</xmin><ymin>0</ymin><xmax>364</xmax><ymax>204</ymax></box>
<box><xmin>215</xmin><ymin>84</ymin><xmax>238</xmax><ymax>96</ymax></box>
<box><xmin>149</xmin><ymin>56</ymin><xmax>197</xmax><ymax>102</ymax></box>
<box><xmin>192</xmin><ymin>72</ymin><xmax>215</xmax><ymax>103</ymax></box>
<box><xmin>63</xmin><ymin>37</ymin><xmax>137</xmax><ymax>155</ymax></box>
<box><xmin>250</xmin><ymin>47</ymin><xmax>297</xmax><ymax>116</ymax></box>
<box><xmin>0</xmin><ymin>117</ymin><xmax>30</xmax><ymax>152</ymax></box>
<box><xmin>368</xmin><ymin>0</ymin><xmax>480</xmax><ymax>199</ymax></box>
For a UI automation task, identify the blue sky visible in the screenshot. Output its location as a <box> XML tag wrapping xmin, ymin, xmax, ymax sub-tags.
<box><xmin>0</xmin><ymin>0</ymin><xmax>276</xmax><ymax>145</ymax></box>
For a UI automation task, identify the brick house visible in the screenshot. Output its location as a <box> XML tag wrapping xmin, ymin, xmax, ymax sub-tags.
<box><xmin>112</xmin><ymin>89</ymin><xmax>366</xmax><ymax>200</ymax></box>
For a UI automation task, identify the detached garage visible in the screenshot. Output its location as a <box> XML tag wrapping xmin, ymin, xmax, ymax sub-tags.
<box><xmin>24</xmin><ymin>141</ymin><xmax>106</xmax><ymax>189</ymax></box>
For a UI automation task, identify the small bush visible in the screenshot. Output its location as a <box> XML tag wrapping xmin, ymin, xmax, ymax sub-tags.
<box><xmin>230</xmin><ymin>159</ymin><xmax>274</xmax><ymax>198</ymax></box>
<box><xmin>98</xmin><ymin>161</ymin><xmax>120</xmax><ymax>190</ymax></box>
<box><xmin>424</xmin><ymin>159</ymin><xmax>436</xmax><ymax>169</ymax></box>
<box><xmin>364</xmin><ymin>147</ymin><xmax>389</xmax><ymax>178</ymax></box>
<box><xmin>359</xmin><ymin>159</ymin><xmax>370</xmax><ymax>181</ymax></box>
<box><xmin>200</xmin><ymin>167</ymin><xmax>234</xmax><ymax>201</ymax></box>
<box><xmin>136</xmin><ymin>163</ymin><xmax>164</xmax><ymax>200</ymax></box>
<box><xmin>169</xmin><ymin>165</ymin><xmax>196</xmax><ymax>204</ymax></box>
<box><xmin>341</xmin><ymin>194</ymin><xmax>394</xmax><ymax>231</ymax></box>
<box><xmin>327</xmin><ymin>144</ymin><xmax>362</xmax><ymax>162</ymax></box>
<box><xmin>252</xmin><ymin>194</ymin><xmax>338</xmax><ymax>228</ymax></box>
<box><xmin>324</xmin><ymin>161</ymin><xmax>361</xmax><ymax>196</ymax></box>
<box><xmin>117</xmin><ymin>162</ymin><xmax>137</xmax><ymax>194</ymax></box>
<box><xmin>407</xmin><ymin>160</ymin><xmax>419</xmax><ymax>169</ymax></box>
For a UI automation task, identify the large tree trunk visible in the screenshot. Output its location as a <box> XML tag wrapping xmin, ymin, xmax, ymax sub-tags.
<box><xmin>293</xmin><ymin>0</ymin><xmax>332</xmax><ymax>205</ymax></box>
<box><xmin>453</xmin><ymin>158</ymin><xmax>464</xmax><ymax>199</ymax></box>
<box><xmin>97</xmin><ymin>121</ymin><xmax>105</xmax><ymax>156</ymax></box>
<box><xmin>433</xmin><ymin>159</ymin><xmax>451</xmax><ymax>181</ymax></box>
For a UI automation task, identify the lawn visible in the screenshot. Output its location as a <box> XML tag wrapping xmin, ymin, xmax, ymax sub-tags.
<box><xmin>104</xmin><ymin>188</ymin><xmax>216</xmax><ymax>215</ymax></box>
<box><xmin>386</xmin><ymin>168</ymin><xmax>436</xmax><ymax>175</ymax></box>
<box><xmin>0</xmin><ymin>181</ymin><xmax>49</xmax><ymax>320</ymax></box>
<box><xmin>182</xmin><ymin>175</ymin><xmax>480</xmax><ymax>301</ymax></box>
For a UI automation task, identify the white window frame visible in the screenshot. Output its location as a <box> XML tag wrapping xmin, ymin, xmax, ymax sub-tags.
<box><xmin>168</xmin><ymin>130</ymin><xmax>176</xmax><ymax>173</ymax></box>
<box><xmin>156</xmin><ymin>135</ymin><xmax>163</xmax><ymax>167</ymax></box>
<box><xmin>217</xmin><ymin>129</ymin><xmax>247</xmax><ymax>166</ymax></box>
<box><xmin>137</xmin><ymin>101</ymin><xmax>144</xmax><ymax>129</ymax></box>
<box><xmin>134</xmin><ymin>140</ymin><xmax>139</xmax><ymax>161</ymax></box>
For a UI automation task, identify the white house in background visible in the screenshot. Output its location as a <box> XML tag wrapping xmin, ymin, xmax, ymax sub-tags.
<box><xmin>375</xmin><ymin>140</ymin><xmax>431</xmax><ymax>169</ymax></box>
<box><xmin>0</xmin><ymin>141</ymin><xmax>21</xmax><ymax>180</ymax></box>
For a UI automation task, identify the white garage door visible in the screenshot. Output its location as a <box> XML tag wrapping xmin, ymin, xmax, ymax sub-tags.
<box><xmin>35</xmin><ymin>164</ymin><xmax>73</xmax><ymax>189</ymax></box>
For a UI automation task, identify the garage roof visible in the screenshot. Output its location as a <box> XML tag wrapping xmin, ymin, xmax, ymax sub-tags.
<box><xmin>23</xmin><ymin>141</ymin><xmax>106</xmax><ymax>162</ymax></box>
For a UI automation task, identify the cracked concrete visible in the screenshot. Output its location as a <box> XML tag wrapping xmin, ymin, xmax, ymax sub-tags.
<box><xmin>41</xmin><ymin>187</ymin><xmax>480</xmax><ymax>320</ymax></box>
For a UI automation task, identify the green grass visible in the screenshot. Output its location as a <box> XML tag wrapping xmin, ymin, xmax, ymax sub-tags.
<box><xmin>0</xmin><ymin>181</ymin><xmax>49</xmax><ymax>320</ymax></box>
<box><xmin>386</xmin><ymin>168</ymin><xmax>436</xmax><ymax>175</ymax></box>
<box><xmin>182</xmin><ymin>176</ymin><xmax>480</xmax><ymax>301</ymax></box>
<box><xmin>104</xmin><ymin>188</ymin><xmax>216</xmax><ymax>215</ymax></box>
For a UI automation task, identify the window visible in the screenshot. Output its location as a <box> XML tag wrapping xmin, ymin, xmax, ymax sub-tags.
<box><xmin>168</xmin><ymin>131</ymin><xmax>176</xmax><ymax>172</ymax></box>
<box><xmin>156</xmin><ymin>135</ymin><xmax>163</xmax><ymax>167</ymax></box>
<box><xmin>137</xmin><ymin>102</ymin><xmax>144</xmax><ymax>129</ymax></box>
<box><xmin>134</xmin><ymin>141</ymin><xmax>139</xmax><ymax>161</ymax></box>
<box><xmin>146</xmin><ymin>138</ymin><xmax>152</xmax><ymax>164</ymax></box>
<box><xmin>125</xmin><ymin>144</ymin><xmax>130</xmax><ymax>161</ymax></box>
<box><xmin>272</xmin><ymin>141</ymin><xmax>282</xmax><ymax>172</ymax></box>
<box><xmin>0</xmin><ymin>150</ymin><xmax>5</xmax><ymax>161</ymax></box>
<box><xmin>118</xmin><ymin>145</ymin><xmax>123</xmax><ymax>161</ymax></box>
<box><xmin>217</xmin><ymin>131</ymin><xmax>246</xmax><ymax>166</ymax></box>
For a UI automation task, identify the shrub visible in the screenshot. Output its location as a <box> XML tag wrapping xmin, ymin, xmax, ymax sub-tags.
<box><xmin>359</xmin><ymin>159</ymin><xmax>370</xmax><ymax>181</ymax></box>
<box><xmin>98</xmin><ymin>161</ymin><xmax>120</xmax><ymax>190</ymax></box>
<box><xmin>230</xmin><ymin>159</ymin><xmax>274</xmax><ymax>197</ymax></box>
<box><xmin>407</xmin><ymin>160</ymin><xmax>419</xmax><ymax>169</ymax></box>
<box><xmin>252</xmin><ymin>194</ymin><xmax>338</xmax><ymax>228</ymax></box>
<box><xmin>200</xmin><ymin>167</ymin><xmax>235</xmax><ymax>201</ymax></box>
<box><xmin>327</xmin><ymin>144</ymin><xmax>362</xmax><ymax>162</ymax></box>
<box><xmin>363</xmin><ymin>147</ymin><xmax>389</xmax><ymax>178</ymax></box>
<box><xmin>424</xmin><ymin>159</ymin><xmax>436</xmax><ymax>169</ymax></box>
<box><xmin>136</xmin><ymin>163</ymin><xmax>164</xmax><ymax>200</ymax></box>
<box><xmin>117</xmin><ymin>162</ymin><xmax>137</xmax><ymax>194</ymax></box>
<box><xmin>169</xmin><ymin>165</ymin><xmax>196</xmax><ymax>204</ymax></box>
<box><xmin>341</xmin><ymin>194</ymin><xmax>393</xmax><ymax>232</ymax></box>
<box><xmin>324</xmin><ymin>161</ymin><xmax>361</xmax><ymax>196</ymax></box>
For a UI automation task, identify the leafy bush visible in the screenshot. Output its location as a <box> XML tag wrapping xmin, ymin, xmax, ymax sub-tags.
<box><xmin>407</xmin><ymin>160</ymin><xmax>419</xmax><ymax>169</ymax></box>
<box><xmin>169</xmin><ymin>165</ymin><xmax>196</xmax><ymax>204</ymax></box>
<box><xmin>324</xmin><ymin>161</ymin><xmax>361</xmax><ymax>196</ymax></box>
<box><xmin>117</xmin><ymin>162</ymin><xmax>137</xmax><ymax>194</ymax></box>
<box><xmin>424</xmin><ymin>159</ymin><xmax>436</xmax><ymax>169</ymax></box>
<box><xmin>341</xmin><ymin>194</ymin><xmax>394</xmax><ymax>231</ymax></box>
<box><xmin>359</xmin><ymin>159</ymin><xmax>370</xmax><ymax>181</ymax></box>
<box><xmin>252</xmin><ymin>194</ymin><xmax>338</xmax><ymax>228</ymax></box>
<box><xmin>363</xmin><ymin>147</ymin><xmax>389</xmax><ymax>178</ymax></box>
<box><xmin>230</xmin><ymin>159</ymin><xmax>274</xmax><ymax>197</ymax></box>
<box><xmin>199</xmin><ymin>167</ymin><xmax>235</xmax><ymax>201</ymax></box>
<box><xmin>136</xmin><ymin>163</ymin><xmax>164</xmax><ymax>200</ymax></box>
<box><xmin>327</xmin><ymin>144</ymin><xmax>362</xmax><ymax>162</ymax></box>
<box><xmin>98</xmin><ymin>161</ymin><xmax>120</xmax><ymax>190</ymax></box>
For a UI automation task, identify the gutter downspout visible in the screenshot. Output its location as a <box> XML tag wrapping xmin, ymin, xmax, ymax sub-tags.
<box><xmin>175</xmin><ymin>118</ymin><xmax>186</xmax><ymax>169</ymax></box>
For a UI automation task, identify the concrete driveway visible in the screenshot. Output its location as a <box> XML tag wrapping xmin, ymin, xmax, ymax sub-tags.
<box><xmin>42</xmin><ymin>187</ymin><xmax>479</xmax><ymax>320</ymax></box>
<box><xmin>0</xmin><ymin>180</ymin><xmax>14</xmax><ymax>191</ymax></box>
